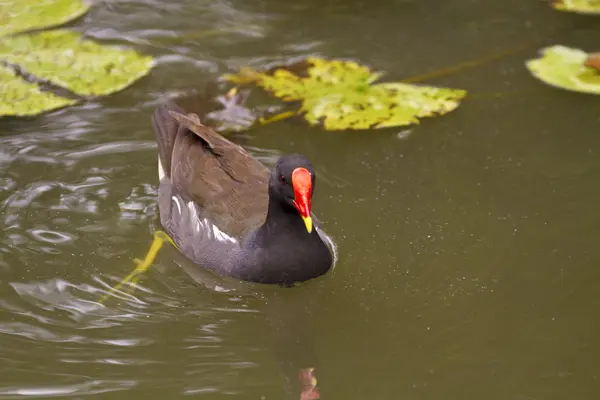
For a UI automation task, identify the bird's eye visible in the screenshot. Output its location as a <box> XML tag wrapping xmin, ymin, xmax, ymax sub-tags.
<box><xmin>279</xmin><ymin>175</ymin><xmax>287</xmax><ymax>184</ymax></box>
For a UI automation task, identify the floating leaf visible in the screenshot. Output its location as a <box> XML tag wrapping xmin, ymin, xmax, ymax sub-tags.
<box><xmin>0</xmin><ymin>30</ymin><xmax>154</xmax><ymax>97</ymax></box>
<box><xmin>0</xmin><ymin>1</ymin><xmax>154</xmax><ymax>118</ymax></box>
<box><xmin>204</xmin><ymin>87</ymin><xmax>257</xmax><ymax>132</ymax></box>
<box><xmin>552</xmin><ymin>0</ymin><xmax>600</xmax><ymax>14</ymax></box>
<box><xmin>526</xmin><ymin>45</ymin><xmax>600</xmax><ymax>94</ymax></box>
<box><xmin>0</xmin><ymin>0</ymin><xmax>91</xmax><ymax>38</ymax></box>
<box><xmin>223</xmin><ymin>57</ymin><xmax>466</xmax><ymax>131</ymax></box>
<box><xmin>0</xmin><ymin>65</ymin><xmax>78</xmax><ymax>117</ymax></box>
<box><xmin>171</xmin><ymin>86</ymin><xmax>258</xmax><ymax>133</ymax></box>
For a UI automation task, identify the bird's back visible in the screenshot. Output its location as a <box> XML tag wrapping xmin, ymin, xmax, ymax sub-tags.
<box><xmin>153</xmin><ymin>102</ymin><xmax>271</xmax><ymax>242</ymax></box>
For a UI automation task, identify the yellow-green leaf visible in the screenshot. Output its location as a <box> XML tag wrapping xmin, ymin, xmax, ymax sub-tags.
<box><xmin>552</xmin><ymin>0</ymin><xmax>600</xmax><ymax>14</ymax></box>
<box><xmin>0</xmin><ymin>64</ymin><xmax>78</xmax><ymax>117</ymax></box>
<box><xmin>0</xmin><ymin>0</ymin><xmax>91</xmax><ymax>38</ymax></box>
<box><xmin>223</xmin><ymin>57</ymin><xmax>466</xmax><ymax>131</ymax></box>
<box><xmin>526</xmin><ymin>45</ymin><xmax>600</xmax><ymax>95</ymax></box>
<box><xmin>0</xmin><ymin>30</ymin><xmax>154</xmax><ymax>97</ymax></box>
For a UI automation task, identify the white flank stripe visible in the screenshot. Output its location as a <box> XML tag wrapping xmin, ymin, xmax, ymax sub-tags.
<box><xmin>184</xmin><ymin>200</ymin><xmax>238</xmax><ymax>243</ymax></box>
<box><xmin>158</xmin><ymin>156</ymin><xmax>165</xmax><ymax>180</ymax></box>
<box><xmin>187</xmin><ymin>201</ymin><xmax>201</xmax><ymax>232</ymax></box>
<box><xmin>171</xmin><ymin>196</ymin><xmax>182</xmax><ymax>215</ymax></box>
<box><xmin>205</xmin><ymin>218</ymin><xmax>238</xmax><ymax>244</ymax></box>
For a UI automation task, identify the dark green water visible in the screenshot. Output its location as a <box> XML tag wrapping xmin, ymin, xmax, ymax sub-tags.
<box><xmin>1</xmin><ymin>0</ymin><xmax>600</xmax><ymax>398</ymax></box>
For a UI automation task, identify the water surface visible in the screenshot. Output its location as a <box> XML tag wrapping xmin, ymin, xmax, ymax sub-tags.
<box><xmin>1</xmin><ymin>0</ymin><xmax>600</xmax><ymax>398</ymax></box>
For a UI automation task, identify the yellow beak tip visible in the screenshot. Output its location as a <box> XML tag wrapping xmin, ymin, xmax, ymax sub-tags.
<box><xmin>302</xmin><ymin>216</ymin><xmax>313</xmax><ymax>233</ymax></box>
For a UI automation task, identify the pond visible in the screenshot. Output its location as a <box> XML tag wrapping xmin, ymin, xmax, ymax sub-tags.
<box><xmin>1</xmin><ymin>0</ymin><xmax>599</xmax><ymax>398</ymax></box>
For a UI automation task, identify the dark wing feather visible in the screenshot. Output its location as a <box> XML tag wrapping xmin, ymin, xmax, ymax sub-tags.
<box><xmin>152</xmin><ymin>102</ymin><xmax>185</xmax><ymax>177</ymax></box>
<box><xmin>160</xmin><ymin>106</ymin><xmax>271</xmax><ymax>241</ymax></box>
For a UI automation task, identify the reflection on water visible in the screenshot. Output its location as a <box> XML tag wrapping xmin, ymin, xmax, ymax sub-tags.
<box><xmin>1</xmin><ymin>0</ymin><xmax>600</xmax><ymax>398</ymax></box>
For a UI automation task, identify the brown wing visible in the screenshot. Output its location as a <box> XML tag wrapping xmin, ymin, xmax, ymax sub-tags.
<box><xmin>167</xmin><ymin>109</ymin><xmax>271</xmax><ymax>240</ymax></box>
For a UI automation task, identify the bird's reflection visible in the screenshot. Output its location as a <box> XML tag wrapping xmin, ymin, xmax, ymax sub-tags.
<box><xmin>175</xmin><ymin>254</ymin><xmax>324</xmax><ymax>399</ymax></box>
<box><xmin>262</xmin><ymin>288</ymin><xmax>322</xmax><ymax>399</ymax></box>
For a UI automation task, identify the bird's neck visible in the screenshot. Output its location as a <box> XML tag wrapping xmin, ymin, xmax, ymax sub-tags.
<box><xmin>255</xmin><ymin>197</ymin><xmax>313</xmax><ymax>244</ymax></box>
<box><xmin>267</xmin><ymin>197</ymin><xmax>306</xmax><ymax>230</ymax></box>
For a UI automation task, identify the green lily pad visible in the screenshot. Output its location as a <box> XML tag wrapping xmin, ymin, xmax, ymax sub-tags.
<box><xmin>526</xmin><ymin>45</ymin><xmax>600</xmax><ymax>94</ymax></box>
<box><xmin>552</xmin><ymin>0</ymin><xmax>600</xmax><ymax>14</ymax></box>
<box><xmin>0</xmin><ymin>30</ymin><xmax>154</xmax><ymax>97</ymax></box>
<box><xmin>0</xmin><ymin>1</ymin><xmax>154</xmax><ymax>118</ymax></box>
<box><xmin>0</xmin><ymin>64</ymin><xmax>78</xmax><ymax>117</ymax></box>
<box><xmin>223</xmin><ymin>57</ymin><xmax>466</xmax><ymax>131</ymax></box>
<box><xmin>0</xmin><ymin>0</ymin><xmax>91</xmax><ymax>38</ymax></box>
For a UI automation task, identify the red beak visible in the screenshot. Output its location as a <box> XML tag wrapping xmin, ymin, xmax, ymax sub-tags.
<box><xmin>291</xmin><ymin>167</ymin><xmax>313</xmax><ymax>233</ymax></box>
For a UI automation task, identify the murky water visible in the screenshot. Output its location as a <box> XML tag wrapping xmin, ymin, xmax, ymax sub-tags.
<box><xmin>1</xmin><ymin>0</ymin><xmax>600</xmax><ymax>398</ymax></box>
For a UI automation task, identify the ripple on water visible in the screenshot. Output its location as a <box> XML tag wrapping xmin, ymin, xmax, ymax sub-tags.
<box><xmin>0</xmin><ymin>126</ymin><xmax>161</xmax><ymax>269</ymax></box>
<box><xmin>0</xmin><ymin>269</ymin><xmax>263</xmax><ymax>396</ymax></box>
<box><xmin>29</xmin><ymin>229</ymin><xmax>75</xmax><ymax>245</ymax></box>
<box><xmin>0</xmin><ymin>276</ymin><xmax>165</xmax><ymax>391</ymax></box>
<box><xmin>0</xmin><ymin>380</ymin><xmax>137</xmax><ymax>398</ymax></box>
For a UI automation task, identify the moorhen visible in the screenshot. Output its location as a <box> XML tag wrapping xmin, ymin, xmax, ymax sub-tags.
<box><xmin>140</xmin><ymin>101</ymin><xmax>335</xmax><ymax>286</ymax></box>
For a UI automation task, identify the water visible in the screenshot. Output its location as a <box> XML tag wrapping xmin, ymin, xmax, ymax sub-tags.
<box><xmin>1</xmin><ymin>0</ymin><xmax>600</xmax><ymax>398</ymax></box>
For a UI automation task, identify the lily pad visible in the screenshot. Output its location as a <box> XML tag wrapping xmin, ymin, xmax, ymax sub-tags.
<box><xmin>223</xmin><ymin>57</ymin><xmax>466</xmax><ymax>131</ymax></box>
<box><xmin>0</xmin><ymin>0</ymin><xmax>154</xmax><ymax>118</ymax></box>
<box><xmin>0</xmin><ymin>65</ymin><xmax>78</xmax><ymax>117</ymax></box>
<box><xmin>552</xmin><ymin>0</ymin><xmax>600</xmax><ymax>14</ymax></box>
<box><xmin>0</xmin><ymin>0</ymin><xmax>91</xmax><ymax>38</ymax></box>
<box><xmin>526</xmin><ymin>45</ymin><xmax>600</xmax><ymax>94</ymax></box>
<box><xmin>0</xmin><ymin>30</ymin><xmax>155</xmax><ymax>97</ymax></box>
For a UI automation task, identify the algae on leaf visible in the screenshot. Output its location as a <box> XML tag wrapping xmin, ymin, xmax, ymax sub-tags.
<box><xmin>0</xmin><ymin>65</ymin><xmax>78</xmax><ymax>117</ymax></box>
<box><xmin>552</xmin><ymin>0</ymin><xmax>600</xmax><ymax>14</ymax></box>
<box><xmin>223</xmin><ymin>57</ymin><xmax>466</xmax><ymax>131</ymax></box>
<box><xmin>0</xmin><ymin>0</ymin><xmax>90</xmax><ymax>38</ymax></box>
<box><xmin>526</xmin><ymin>45</ymin><xmax>600</xmax><ymax>94</ymax></box>
<box><xmin>0</xmin><ymin>30</ymin><xmax>155</xmax><ymax>97</ymax></box>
